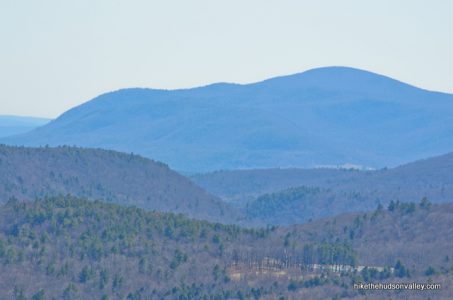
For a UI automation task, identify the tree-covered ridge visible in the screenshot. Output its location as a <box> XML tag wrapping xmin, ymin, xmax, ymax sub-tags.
<box><xmin>245</xmin><ymin>185</ymin><xmax>380</xmax><ymax>225</ymax></box>
<box><xmin>0</xmin><ymin>144</ymin><xmax>240</xmax><ymax>223</ymax></box>
<box><xmin>0</xmin><ymin>196</ymin><xmax>261</xmax><ymax>299</ymax></box>
<box><xmin>0</xmin><ymin>196</ymin><xmax>451</xmax><ymax>299</ymax></box>
<box><xmin>193</xmin><ymin>152</ymin><xmax>453</xmax><ymax>225</ymax></box>
<box><xmin>0</xmin><ymin>196</ymin><xmax>251</xmax><ymax>268</ymax></box>
<box><xmin>0</xmin><ymin>196</ymin><xmax>353</xmax><ymax>299</ymax></box>
<box><xmin>246</xmin><ymin>186</ymin><xmax>324</xmax><ymax>222</ymax></box>
<box><xmin>288</xmin><ymin>198</ymin><xmax>453</xmax><ymax>274</ymax></box>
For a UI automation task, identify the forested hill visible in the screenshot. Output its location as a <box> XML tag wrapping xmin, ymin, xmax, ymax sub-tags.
<box><xmin>192</xmin><ymin>152</ymin><xmax>453</xmax><ymax>224</ymax></box>
<box><xmin>0</xmin><ymin>145</ymin><xmax>240</xmax><ymax>223</ymax></box>
<box><xmin>191</xmin><ymin>168</ymin><xmax>358</xmax><ymax>203</ymax></box>
<box><xmin>192</xmin><ymin>151</ymin><xmax>453</xmax><ymax>203</ymax></box>
<box><xmin>3</xmin><ymin>66</ymin><xmax>453</xmax><ymax>172</ymax></box>
<box><xmin>0</xmin><ymin>196</ymin><xmax>451</xmax><ymax>299</ymax></box>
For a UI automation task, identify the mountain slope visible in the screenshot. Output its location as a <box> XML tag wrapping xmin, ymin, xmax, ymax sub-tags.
<box><xmin>191</xmin><ymin>168</ymin><xmax>359</xmax><ymax>203</ymax></box>
<box><xmin>2</xmin><ymin>66</ymin><xmax>453</xmax><ymax>172</ymax></box>
<box><xmin>285</xmin><ymin>199</ymin><xmax>453</xmax><ymax>272</ymax></box>
<box><xmin>192</xmin><ymin>152</ymin><xmax>453</xmax><ymax>224</ymax></box>
<box><xmin>0</xmin><ymin>115</ymin><xmax>50</xmax><ymax>138</ymax></box>
<box><xmin>192</xmin><ymin>151</ymin><xmax>453</xmax><ymax>202</ymax></box>
<box><xmin>0</xmin><ymin>145</ymin><xmax>240</xmax><ymax>223</ymax></box>
<box><xmin>0</xmin><ymin>196</ymin><xmax>451</xmax><ymax>299</ymax></box>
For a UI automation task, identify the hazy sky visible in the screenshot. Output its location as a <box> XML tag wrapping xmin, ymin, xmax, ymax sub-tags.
<box><xmin>1</xmin><ymin>0</ymin><xmax>452</xmax><ymax>118</ymax></box>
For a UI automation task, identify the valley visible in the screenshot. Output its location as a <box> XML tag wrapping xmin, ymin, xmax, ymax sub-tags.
<box><xmin>0</xmin><ymin>67</ymin><xmax>452</xmax><ymax>299</ymax></box>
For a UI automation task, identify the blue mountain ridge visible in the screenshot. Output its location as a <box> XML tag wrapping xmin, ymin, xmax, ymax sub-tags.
<box><xmin>0</xmin><ymin>115</ymin><xmax>50</xmax><ymax>138</ymax></box>
<box><xmin>2</xmin><ymin>66</ymin><xmax>453</xmax><ymax>172</ymax></box>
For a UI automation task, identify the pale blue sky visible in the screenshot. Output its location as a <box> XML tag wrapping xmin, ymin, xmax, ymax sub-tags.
<box><xmin>1</xmin><ymin>0</ymin><xmax>452</xmax><ymax>118</ymax></box>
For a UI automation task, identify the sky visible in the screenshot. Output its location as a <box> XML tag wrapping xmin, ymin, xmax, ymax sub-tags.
<box><xmin>1</xmin><ymin>0</ymin><xmax>452</xmax><ymax>118</ymax></box>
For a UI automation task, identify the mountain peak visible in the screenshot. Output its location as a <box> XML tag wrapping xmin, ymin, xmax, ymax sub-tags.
<box><xmin>254</xmin><ymin>66</ymin><xmax>420</xmax><ymax>96</ymax></box>
<box><xmin>2</xmin><ymin>67</ymin><xmax>453</xmax><ymax>172</ymax></box>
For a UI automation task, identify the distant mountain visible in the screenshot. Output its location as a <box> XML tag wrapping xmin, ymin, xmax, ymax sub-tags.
<box><xmin>191</xmin><ymin>168</ymin><xmax>359</xmax><ymax>204</ymax></box>
<box><xmin>2</xmin><ymin>67</ymin><xmax>453</xmax><ymax>172</ymax></box>
<box><xmin>192</xmin><ymin>152</ymin><xmax>453</xmax><ymax>224</ymax></box>
<box><xmin>0</xmin><ymin>196</ymin><xmax>451</xmax><ymax>299</ymax></box>
<box><xmin>0</xmin><ymin>115</ymin><xmax>50</xmax><ymax>138</ymax></box>
<box><xmin>0</xmin><ymin>145</ymin><xmax>240</xmax><ymax>223</ymax></box>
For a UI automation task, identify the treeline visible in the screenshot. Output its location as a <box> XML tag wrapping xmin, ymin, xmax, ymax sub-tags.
<box><xmin>0</xmin><ymin>196</ymin><xmax>450</xmax><ymax>299</ymax></box>
<box><xmin>0</xmin><ymin>195</ymin><xmax>358</xmax><ymax>299</ymax></box>
<box><xmin>0</xmin><ymin>144</ymin><xmax>240</xmax><ymax>224</ymax></box>
<box><xmin>246</xmin><ymin>186</ymin><xmax>322</xmax><ymax>219</ymax></box>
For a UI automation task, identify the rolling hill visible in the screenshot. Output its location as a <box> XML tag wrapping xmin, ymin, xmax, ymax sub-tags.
<box><xmin>0</xmin><ymin>145</ymin><xmax>240</xmax><ymax>223</ymax></box>
<box><xmin>191</xmin><ymin>168</ymin><xmax>360</xmax><ymax>204</ymax></box>
<box><xmin>0</xmin><ymin>115</ymin><xmax>50</xmax><ymax>138</ymax></box>
<box><xmin>192</xmin><ymin>152</ymin><xmax>453</xmax><ymax>224</ymax></box>
<box><xmin>2</xmin><ymin>66</ymin><xmax>453</xmax><ymax>172</ymax></box>
<box><xmin>0</xmin><ymin>196</ymin><xmax>451</xmax><ymax>299</ymax></box>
